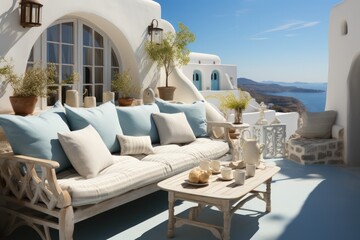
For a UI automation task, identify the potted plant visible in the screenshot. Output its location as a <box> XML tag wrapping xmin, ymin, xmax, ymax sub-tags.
<box><xmin>145</xmin><ymin>23</ymin><xmax>195</xmax><ymax>100</ymax></box>
<box><xmin>111</xmin><ymin>69</ymin><xmax>140</xmax><ymax>106</ymax></box>
<box><xmin>0</xmin><ymin>59</ymin><xmax>56</xmax><ymax>115</ymax></box>
<box><xmin>207</xmin><ymin>89</ymin><xmax>251</xmax><ymax>124</ymax></box>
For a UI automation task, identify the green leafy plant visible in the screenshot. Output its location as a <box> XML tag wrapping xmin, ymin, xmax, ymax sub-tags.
<box><xmin>111</xmin><ymin>70</ymin><xmax>140</xmax><ymax>98</ymax></box>
<box><xmin>145</xmin><ymin>23</ymin><xmax>195</xmax><ymax>87</ymax></box>
<box><xmin>207</xmin><ymin>89</ymin><xmax>251</xmax><ymax>113</ymax></box>
<box><xmin>0</xmin><ymin>58</ymin><xmax>56</xmax><ymax>97</ymax></box>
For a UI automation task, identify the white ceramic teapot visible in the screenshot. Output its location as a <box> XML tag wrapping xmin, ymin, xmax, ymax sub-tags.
<box><xmin>241</xmin><ymin>130</ymin><xmax>265</xmax><ymax>166</ymax></box>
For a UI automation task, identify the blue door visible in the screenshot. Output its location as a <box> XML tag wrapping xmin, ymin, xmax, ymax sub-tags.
<box><xmin>192</xmin><ymin>71</ymin><xmax>202</xmax><ymax>90</ymax></box>
<box><xmin>211</xmin><ymin>71</ymin><xmax>220</xmax><ymax>90</ymax></box>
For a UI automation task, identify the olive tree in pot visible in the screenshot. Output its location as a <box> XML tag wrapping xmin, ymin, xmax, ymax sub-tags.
<box><xmin>145</xmin><ymin>23</ymin><xmax>195</xmax><ymax>100</ymax></box>
<box><xmin>112</xmin><ymin>69</ymin><xmax>140</xmax><ymax>106</ymax></box>
<box><xmin>0</xmin><ymin>59</ymin><xmax>56</xmax><ymax>115</ymax></box>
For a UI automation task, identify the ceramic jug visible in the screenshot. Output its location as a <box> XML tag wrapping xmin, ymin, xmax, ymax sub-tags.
<box><xmin>241</xmin><ymin>130</ymin><xmax>265</xmax><ymax>166</ymax></box>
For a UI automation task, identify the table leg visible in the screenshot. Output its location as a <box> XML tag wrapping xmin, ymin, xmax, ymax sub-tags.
<box><xmin>168</xmin><ymin>192</ymin><xmax>175</xmax><ymax>238</ymax></box>
<box><xmin>222</xmin><ymin>202</ymin><xmax>231</xmax><ymax>240</ymax></box>
<box><xmin>265</xmin><ymin>177</ymin><xmax>272</xmax><ymax>212</ymax></box>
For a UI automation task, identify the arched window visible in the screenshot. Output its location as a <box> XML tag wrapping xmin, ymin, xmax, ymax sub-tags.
<box><xmin>192</xmin><ymin>70</ymin><xmax>202</xmax><ymax>90</ymax></box>
<box><xmin>211</xmin><ymin>70</ymin><xmax>220</xmax><ymax>90</ymax></box>
<box><xmin>28</xmin><ymin>19</ymin><xmax>121</xmax><ymax>106</ymax></box>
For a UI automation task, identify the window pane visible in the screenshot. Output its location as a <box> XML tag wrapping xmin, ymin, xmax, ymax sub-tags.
<box><xmin>83</xmin><ymin>47</ymin><xmax>92</xmax><ymax>65</ymax></box>
<box><xmin>83</xmin><ymin>66</ymin><xmax>92</xmax><ymax>84</ymax></box>
<box><xmin>62</xmin><ymin>22</ymin><xmax>74</xmax><ymax>44</ymax></box>
<box><xmin>62</xmin><ymin>45</ymin><xmax>74</xmax><ymax>64</ymax></box>
<box><xmin>47</xmin><ymin>24</ymin><xmax>60</xmax><ymax>42</ymax></box>
<box><xmin>62</xmin><ymin>65</ymin><xmax>74</xmax><ymax>83</ymax></box>
<box><xmin>83</xmin><ymin>85</ymin><xmax>92</xmax><ymax>97</ymax></box>
<box><xmin>111</xmin><ymin>67</ymin><xmax>119</xmax><ymax>80</ymax></box>
<box><xmin>95</xmin><ymin>49</ymin><xmax>103</xmax><ymax>66</ymax></box>
<box><xmin>95</xmin><ymin>85</ymin><xmax>103</xmax><ymax>103</ymax></box>
<box><xmin>47</xmin><ymin>86</ymin><xmax>59</xmax><ymax>106</ymax></box>
<box><xmin>83</xmin><ymin>25</ymin><xmax>92</xmax><ymax>47</ymax></box>
<box><xmin>47</xmin><ymin>43</ymin><xmax>59</xmax><ymax>63</ymax></box>
<box><xmin>94</xmin><ymin>31</ymin><xmax>103</xmax><ymax>48</ymax></box>
<box><xmin>111</xmin><ymin>49</ymin><xmax>119</xmax><ymax>67</ymax></box>
<box><xmin>95</xmin><ymin>67</ymin><xmax>103</xmax><ymax>83</ymax></box>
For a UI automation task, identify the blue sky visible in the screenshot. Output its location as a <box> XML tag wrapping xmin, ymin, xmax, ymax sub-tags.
<box><xmin>154</xmin><ymin>0</ymin><xmax>341</xmax><ymax>83</ymax></box>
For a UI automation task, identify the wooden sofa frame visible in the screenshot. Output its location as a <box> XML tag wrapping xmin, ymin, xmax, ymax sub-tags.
<box><xmin>0</xmin><ymin>121</ymin><xmax>234</xmax><ymax>240</ymax></box>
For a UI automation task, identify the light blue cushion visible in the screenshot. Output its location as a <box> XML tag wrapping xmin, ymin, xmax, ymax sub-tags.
<box><xmin>155</xmin><ymin>99</ymin><xmax>208</xmax><ymax>137</ymax></box>
<box><xmin>65</xmin><ymin>102</ymin><xmax>123</xmax><ymax>153</ymax></box>
<box><xmin>0</xmin><ymin>112</ymin><xmax>71</xmax><ymax>173</ymax></box>
<box><xmin>116</xmin><ymin>104</ymin><xmax>160</xmax><ymax>143</ymax></box>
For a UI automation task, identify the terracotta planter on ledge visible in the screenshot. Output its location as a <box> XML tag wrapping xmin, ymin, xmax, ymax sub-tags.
<box><xmin>9</xmin><ymin>96</ymin><xmax>38</xmax><ymax>116</ymax></box>
<box><xmin>118</xmin><ymin>97</ymin><xmax>134</xmax><ymax>106</ymax></box>
<box><xmin>158</xmin><ymin>86</ymin><xmax>176</xmax><ymax>101</ymax></box>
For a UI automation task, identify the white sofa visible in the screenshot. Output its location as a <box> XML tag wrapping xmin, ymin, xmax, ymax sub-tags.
<box><xmin>0</xmin><ymin>100</ymin><xmax>230</xmax><ymax>240</ymax></box>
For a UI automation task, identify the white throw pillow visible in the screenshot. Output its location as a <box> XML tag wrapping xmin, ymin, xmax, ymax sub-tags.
<box><xmin>152</xmin><ymin>112</ymin><xmax>196</xmax><ymax>145</ymax></box>
<box><xmin>58</xmin><ymin>125</ymin><xmax>114</xmax><ymax>178</ymax></box>
<box><xmin>296</xmin><ymin>111</ymin><xmax>337</xmax><ymax>138</ymax></box>
<box><xmin>117</xmin><ymin>135</ymin><xmax>154</xmax><ymax>155</ymax></box>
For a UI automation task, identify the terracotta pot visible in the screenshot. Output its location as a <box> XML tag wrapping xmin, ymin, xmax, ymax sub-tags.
<box><xmin>118</xmin><ymin>97</ymin><xmax>134</xmax><ymax>106</ymax></box>
<box><xmin>158</xmin><ymin>86</ymin><xmax>176</xmax><ymax>101</ymax></box>
<box><xmin>9</xmin><ymin>96</ymin><xmax>38</xmax><ymax>116</ymax></box>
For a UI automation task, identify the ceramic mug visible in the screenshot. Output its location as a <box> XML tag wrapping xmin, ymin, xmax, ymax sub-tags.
<box><xmin>234</xmin><ymin>169</ymin><xmax>246</xmax><ymax>185</ymax></box>
<box><xmin>210</xmin><ymin>160</ymin><xmax>221</xmax><ymax>172</ymax></box>
<box><xmin>221</xmin><ymin>167</ymin><xmax>233</xmax><ymax>180</ymax></box>
<box><xmin>246</xmin><ymin>163</ymin><xmax>256</xmax><ymax>177</ymax></box>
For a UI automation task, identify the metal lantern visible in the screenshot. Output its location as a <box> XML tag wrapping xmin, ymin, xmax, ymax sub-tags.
<box><xmin>20</xmin><ymin>0</ymin><xmax>43</xmax><ymax>28</ymax></box>
<box><xmin>148</xmin><ymin>19</ymin><xmax>163</xmax><ymax>44</ymax></box>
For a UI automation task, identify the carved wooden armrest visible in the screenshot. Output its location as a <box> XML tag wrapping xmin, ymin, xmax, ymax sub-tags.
<box><xmin>0</xmin><ymin>153</ymin><xmax>71</xmax><ymax>210</ymax></box>
<box><xmin>207</xmin><ymin>121</ymin><xmax>250</xmax><ymax>142</ymax></box>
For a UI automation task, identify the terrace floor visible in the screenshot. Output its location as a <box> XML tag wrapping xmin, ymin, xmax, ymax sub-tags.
<box><xmin>6</xmin><ymin>158</ymin><xmax>360</xmax><ymax>240</ymax></box>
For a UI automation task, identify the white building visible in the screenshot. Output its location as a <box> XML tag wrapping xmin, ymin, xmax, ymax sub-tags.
<box><xmin>181</xmin><ymin>52</ymin><xmax>237</xmax><ymax>91</ymax></box>
<box><xmin>327</xmin><ymin>0</ymin><xmax>359</xmax><ymax>165</ymax></box>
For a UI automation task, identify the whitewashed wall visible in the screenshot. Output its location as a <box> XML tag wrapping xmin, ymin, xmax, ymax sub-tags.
<box><xmin>327</xmin><ymin>0</ymin><xmax>360</xmax><ymax>165</ymax></box>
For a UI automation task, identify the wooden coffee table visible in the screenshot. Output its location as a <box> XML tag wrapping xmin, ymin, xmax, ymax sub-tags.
<box><xmin>158</xmin><ymin>165</ymin><xmax>280</xmax><ymax>240</ymax></box>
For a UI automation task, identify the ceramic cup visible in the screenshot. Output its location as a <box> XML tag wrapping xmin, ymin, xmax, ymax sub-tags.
<box><xmin>234</xmin><ymin>169</ymin><xmax>246</xmax><ymax>185</ymax></box>
<box><xmin>199</xmin><ymin>160</ymin><xmax>211</xmax><ymax>171</ymax></box>
<box><xmin>221</xmin><ymin>167</ymin><xmax>233</xmax><ymax>180</ymax></box>
<box><xmin>210</xmin><ymin>160</ymin><xmax>221</xmax><ymax>172</ymax></box>
<box><xmin>246</xmin><ymin>163</ymin><xmax>256</xmax><ymax>177</ymax></box>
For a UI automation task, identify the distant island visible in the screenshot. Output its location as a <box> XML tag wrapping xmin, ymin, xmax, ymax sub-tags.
<box><xmin>237</xmin><ymin>78</ymin><xmax>324</xmax><ymax>113</ymax></box>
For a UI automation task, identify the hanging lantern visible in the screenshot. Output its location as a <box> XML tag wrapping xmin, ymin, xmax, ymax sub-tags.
<box><xmin>20</xmin><ymin>0</ymin><xmax>43</xmax><ymax>28</ymax></box>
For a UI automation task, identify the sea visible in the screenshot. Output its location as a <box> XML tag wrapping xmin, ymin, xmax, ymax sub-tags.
<box><xmin>263</xmin><ymin>82</ymin><xmax>327</xmax><ymax>112</ymax></box>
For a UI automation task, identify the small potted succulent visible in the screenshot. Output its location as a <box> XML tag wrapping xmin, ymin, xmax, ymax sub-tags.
<box><xmin>0</xmin><ymin>58</ymin><xmax>56</xmax><ymax>115</ymax></box>
<box><xmin>111</xmin><ymin>69</ymin><xmax>140</xmax><ymax>106</ymax></box>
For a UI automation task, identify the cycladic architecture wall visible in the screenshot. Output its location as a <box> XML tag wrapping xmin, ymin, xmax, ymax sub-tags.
<box><xmin>181</xmin><ymin>52</ymin><xmax>237</xmax><ymax>91</ymax></box>
<box><xmin>327</xmin><ymin>0</ymin><xmax>360</xmax><ymax>165</ymax></box>
<box><xmin>0</xmin><ymin>0</ymin><xmax>224</xmax><ymax>122</ymax></box>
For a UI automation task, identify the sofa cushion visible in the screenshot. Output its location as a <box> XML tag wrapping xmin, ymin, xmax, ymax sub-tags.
<box><xmin>57</xmin><ymin>155</ymin><xmax>168</xmax><ymax>207</ymax></box>
<box><xmin>152</xmin><ymin>112</ymin><xmax>196</xmax><ymax>145</ymax></box>
<box><xmin>155</xmin><ymin>99</ymin><xmax>208</xmax><ymax>137</ymax></box>
<box><xmin>0</xmin><ymin>111</ymin><xmax>71</xmax><ymax>172</ymax></box>
<box><xmin>179</xmin><ymin>138</ymin><xmax>230</xmax><ymax>160</ymax></box>
<box><xmin>296</xmin><ymin>111</ymin><xmax>337</xmax><ymax>138</ymax></box>
<box><xmin>116</xmin><ymin>104</ymin><xmax>160</xmax><ymax>143</ymax></box>
<box><xmin>65</xmin><ymin>102</ymin><xmax>123</xmax><ymax>153</ymax></box>
<box><xmin>58</xmin><ymin>125</ymin><xmax>114</xmax><ymax>178</ymax></box>
<box><xmin>117</xmin><ymin>135</ymin><xmax>154</xmax><ymax>155</ymax></box>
